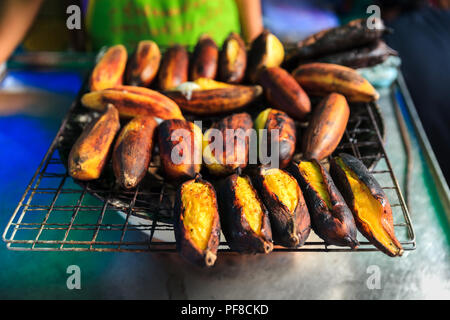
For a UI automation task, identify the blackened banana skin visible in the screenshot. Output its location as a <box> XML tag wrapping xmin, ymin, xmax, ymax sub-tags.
<box><xmin>203</xmin><ymin>112</ymin><xmax>253</xmax><ymax>176</ymax></box>
<box><xmin>252</xmin><ymin>167</ymin><xmax>311</xmax><ymax>247</ymax></box>
<box><xmin>288</xmin><ymin>160</ymin><xmax>359</xmax><ymax>248</ymax></box>
<box><xmin>174</xmin><ymin>177</ymin><xmax>221</xmax><ymax>267</ymax></box>
<box><xmin>284</xmin><ymin>18</ymin><xmax>387</xmax><ymax>70</ymax></box>
<box><xmin>158</xmin><ymin>45</ymin><xmax>189</xmax><ymax>90</ymax></box>
<box><xmin>219</xmin><ymin>32</ymin><xmax>247</xmax><ymax>83</ymax></box>
<box><xmin>112</xmin><ymin>116</ymin><xmax>157</xmax><ymax>189</ymax></box>
<box><xmin>217</xmin><ymin>174</ymin><xmax>273</xmax><ymax>254</ymax></box>
<box><xmin>190</xmin><ymin>34</ymin><xmax>219</xmax><ymax>81</ymax></box>
<box><xmin>305</xmin><ymin>40</ymin><xmax>398</xmax><ymax>69</ymax></box>
<box><xmin>158</xmin><ymin>119</ymin><xmax>202</xmax><ymax>181</ymax></box>
<box><xmin>255</xmin><ymin>108</ymin><xmax>297</xmax><ymax>169</ymax></box>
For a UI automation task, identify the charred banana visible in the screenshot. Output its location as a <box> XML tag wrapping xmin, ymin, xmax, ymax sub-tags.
<box><xmin>288</xmin><ymin>160</ymin><xmax>359</xmax><ymax>248</ymax></box>
<box><xmin>158</xmin><ymin>119</ymin><xmax>203</xmax><ymax>181</ymax></box>
<box><xmin>219</xmin><ymin>32</ymin><xmax>247</xmax><ymax>83</ymax></box>
<box><xmin>218</xmin><ymin>174</ymin><xmax>273</xmax><ymax>254</ymax></box>
<box><xmin>330</xmin><ymin>153</ymin><xmax>403</xmax><ymax>257</ymax></box>
<box><xmin>163</xmin><ymin>78</ymin><xmax>262</xmax><ymax>115</ymax></box>
<box><xmin>302</xmin><ymin>93</ymin><xmax>349</xmax><ymax>161</ymax></box>
<box><xmin>203</xmin><ymin>112</ymin><xmax>253</xmax><ymax>176</ymax></box>
<box><xmin>284</xmin><ymin>17</ymin><xmax>387</xmax><ymax>69</ymax></box>
<box><xmin>68</xmin><ymin>104</ymin><xmax>120</xmax><ymax>181</ymax></box>
<box><xmin>247</xmin><ymin>30</ymin><xmax>285</xmax><ymax>83</ymax></box>
<box><xmin>190</xmin><ymin>34</ymin><xmax>219</xmax><ymax>81</ymax></box>
<box><xmin>253</xmin><ymin>167</ymin><xmax>311</xmax><ymax>247</ymax></box>
<box><xmin>292</xmin><ymin>62</ymin><xmax>379</xmax><ymax>102</ymax></box>
<box><xmin>255</xmin><ymin>108</ymin><xmax>296</xmax><ymax>169</ymax></box>
<box><xmin>257</xmin><ymin>67</ymin><xmax>311</xmax><ymax>120</ymax></box>
<box><xmin>313</xmin><ymin>40</ymin><xmax>398</xmax><ymax>69</ymax></box>
<box><xmin>112</xmin><ymin>116</ymin><xmax>157</xmax><ymax>189</ymax></box>
<box><xmin>81</xmin><ymin>85</ymin><xmax>184</xmax><ymax>120</ymax></box>
<box><xmin>158</xmin><ymin>45</ymin><xmax>189</xmax><ymax>90</ymax></box>
<box><xmin>125</xmin><ymin>40</ymin><xmax>161</xmax><ymax>87</ymax></box>
<box><xmin>174</xmin><ymin>177</ymin><xmax>221</xmax><ymax>267</ymax></box>
<box><xmin>90</xmin><ymin>45</ymin><xmax>128</xmax><ymax>92</ymax></box>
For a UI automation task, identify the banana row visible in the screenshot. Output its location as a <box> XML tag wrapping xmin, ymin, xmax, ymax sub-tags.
<box><xmin>89</xmin><ymin>31</ymin><xmax>284</xmax><ymax>90</ymax></box>
<box><xmin>84</xmin><ymin>25</ymin><xmax>380</xmax><ymax>122</ymax></box>
<box><xmin>175</xmin><ymin>153</ymin><xmax>403</xmax><ymax>267</ymax></box>
<box><xmin>284</xmin><ymin>17</ymin><xmax>397</xmax><ymax>70</ymax></box>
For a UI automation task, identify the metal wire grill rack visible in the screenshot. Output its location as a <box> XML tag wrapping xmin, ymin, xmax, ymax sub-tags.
<box><xmin>3</xmin><ymin>95</ymin><xmax>416</xmax><ymax>253</ymax></box>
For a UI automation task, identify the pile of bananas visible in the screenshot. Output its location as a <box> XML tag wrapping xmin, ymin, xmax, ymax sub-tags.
<box><xmin>68</xmin><ymin>17</ymin><xmax>403</xmax><ymax>267</ymax></box>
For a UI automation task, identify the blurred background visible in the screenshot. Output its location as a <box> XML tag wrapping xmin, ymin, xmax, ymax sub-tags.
<box><xmin>1</xmin><ymin>0</ymin><xmax>449</xmax><ymax>184</ymax></box>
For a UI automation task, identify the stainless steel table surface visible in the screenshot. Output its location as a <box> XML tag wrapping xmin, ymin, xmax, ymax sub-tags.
<box><xmin>1</xmin><ymin>76</ymin><xmax>449</xmax><ymax>300</ymax></box>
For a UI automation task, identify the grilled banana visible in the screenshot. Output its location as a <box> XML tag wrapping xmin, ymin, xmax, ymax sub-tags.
<box><xmin>125</xmin><ymin>40</ymin><xmax>161</xmax><ymax>87</ymax></box>
<box><xmin>257</xmin><ymin>67</ymin><xmax>311</xmax><ymax>120</ymax></box>
<box><xmin>68</xmin><ymin>104</ymin><xmax>120</xmax><ymax>181</ymax></box>
<box><xmin>174</xmin><ymin>177</ymin><xmax>221</xmax><ymax>267</ymax></box>
<box><xmin>90</xmin><ymin>45</ymin><xmax>128</xmax><ymax>91</ymax></box>
<box><xmin>81</xmin><ymin>85</ymin><xmax>184</xmax><ymax>120</ymax></box>
<box><xmin>330</xmin><ymin>153</ymin><xmax>403</xmax><ymax>257</ymax></box>
<box><xmin>158</xmin><ymin>45</ymin><xmax>189</xmax><ymax>90</ymax></box>
<box><xmin>112</xmin><ymin>116</ymin><xmax>157</xmax><ymax>189</ymax></box>
<box><xmin>203</xmin><ymin>112</ymin><xmax>253</xmax><ymax>176</ymax></box>
<box><xmin>253</xmin><ymin>167</ymin><xmax>311</xmax><ymax>247</ymax></box>
<box><xmin>284</xmin><ymin>17</ymin><xmax>387</xmax><ymax>70</ymax></box>
<box><xmin>247</xmin><ymin>30</ymin><xmax>285</xmax><ymax>83</ymax></box>
<box><xmin>163</xmin><ymin>78</ymin><xmax>262</xmax><ymax>115</ymax></box>
<box><xmin>288</xmin><ymin>160</ymin><xmax>359</xmax><ymax>248</ymax></box>
<box><xmin>255</xmin><ymin>108</ymin><xmax>296</xmax><ymax>169</ymax></box>
<box><xmin>190</xmin><ymin>34</ymin><xmax>219</xmax><ymax>81</ymax></box>
<box><xmin>158</xmin><ymin>119</ymin><xmax>202</xmax><ymax>181</ymax></box>
<box><xmin>302</xmin><ymin>93</ymin><xmax>349</xmax><ymax>161</ymax></box>
<box><xmin>219</xmin><ymin>32</ymin><xmax>247</xmax><ymax>83</ymax></box>
<box><xmin>292</xmin><ymin>62</ymin><xmax>379</xmax><ymax>102</ymax></box>
<box><xmin>217</xmin><ymin>174</ymin><xmax>273</xmax><ymax>254</ymax></box>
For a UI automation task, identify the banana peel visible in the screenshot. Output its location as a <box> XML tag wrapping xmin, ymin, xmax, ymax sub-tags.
<box><xmin>90</xmin><ymin>45</ymin><xmax>128</xmax><ymax>91</ymax></box>
<box><xmin>112</xmin><ymin>116</ymin><xmax>157</xmax><ymax>189</ymax></box>
<box><xmin>330</xmin><ymin>153</ymin><xmax>403</xmax><ymax>257</ymax></box>
<box><xmin>174</xmin><ymin>176</ymin><xmax>221</xmax><ymax>267</ymax></box>
<box><xmin>163</xmin><ymin>78</ymin><xmax>262</xmax><ymax>115</ymax></box>
<box><xmin>190</xmin><ymin>34</ymin><xmax>219</xmax><ymax>81</ymax></box>
<box><xmin>203</xmin><ymin>112</ymin><xmax>253</xmax><ymax>176</ymax></box>
<box><xmin>292</xmin><ymin>62</ymin><xmax>379</xmax><ymax>102</ymax></box>
<box><xmin>68</xmin><ymin>104</ymin><xmax>120</xmax><ymax>181</ymax></box>
<box><xmin>81</xmin><ymin>85</ymin><xmax>184</xmax><ymax>120</ymax></box>
<box><xmin>302</xmin><ymin>93</ymin><xmax>349</xmax><ymax>161</ymax></box>
<box><xmin>219</xmin><ymin>32</ymin><xmax>247</xmax><ymax>84</ymax></box>
<box><xmin>125</xmin><ymin>40</ymin><xmax>161</xmax><ymax>87</ymax></box>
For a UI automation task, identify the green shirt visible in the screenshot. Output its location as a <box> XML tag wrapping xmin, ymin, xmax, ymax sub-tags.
<box><xmin>86</xmin><ymin>0</ymin><xmax>241</xmax><ymax>51</ymax></box>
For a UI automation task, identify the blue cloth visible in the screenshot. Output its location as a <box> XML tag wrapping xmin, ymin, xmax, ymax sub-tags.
<box><xmin>262</xmin><ymin>0</ymin><xmax>339</xmax><ymax>41</ymax></box>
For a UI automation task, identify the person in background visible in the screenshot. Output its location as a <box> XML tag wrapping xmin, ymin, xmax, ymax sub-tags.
<box><xmin>377</xmin><ymin>0</ymin><xmax>450</xmax><ymax>184</ymax></box>
<box><xmin>0</xmin><ymin>0</ymin><xmax>263</xmax><ymax>64</ymax></box>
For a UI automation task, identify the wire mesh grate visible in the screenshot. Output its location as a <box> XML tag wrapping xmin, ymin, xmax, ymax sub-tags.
<box><xmin>3</xmin><ymin>97</ymin><xmax>416</xmax><ymax>253</ymax></box>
